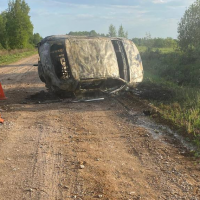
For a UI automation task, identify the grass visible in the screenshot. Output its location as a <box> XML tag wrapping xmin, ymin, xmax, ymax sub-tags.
<box><xmin>141</xmin><ymin>77</ymin><xmax>200</xmax><ymax>155</ymax></box>
<box><xmin>137</xmin><ymin>46</ymin><xmax>175</xmax><ymax>54</ymax></box>
<box><xmin>139</xmin><ymin>47</ymin><xmax>200</xmax><ymax>154</ymax></box>
<box><xmin>0</xmin><ymin>49</ymin><xmax>37</xmax><ymax>65</ymax></box>
<box><xmin>137</xmin><ymin>46</ymin><xmax>147</xmax><ymax>53</ymax></box>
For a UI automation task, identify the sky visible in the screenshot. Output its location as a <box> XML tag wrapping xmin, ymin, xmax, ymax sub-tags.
<box><xmin>0</xmin><ymin>0</ymin><xmax>196</xmax><ymax>39</ymax></box>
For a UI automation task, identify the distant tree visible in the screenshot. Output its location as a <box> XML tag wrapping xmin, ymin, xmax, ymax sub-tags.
<box><xmin>31</xmin><ymin>33</ymin><xmax>43</xmax><ymax>45</ymax></box>
<box><xmin>118</xmin><ymin>25</ymin><xmax>125</xmax><ymax>38</ymax></box>
<box><xmin>100</xmin><ymin>33</ymin><xmax>106</xmax><ymax>37</ymax></box>
<box><xmin>153</xmin><ymin>38</ymin><xmax>165</xmax><ymax>48</ymax></box>
<box><xmin>178</xmin><ymin>0</ymin><xmax>200</xmax><ymax>52</ymax></box>
<box><xmin>108</xmin><ymin>24</ymin><xmax>117</xmax><ymax>37</ymax></box>
<box><xmin>0</xmin><ymin>12</ymin><xmax>8</xmax><ymax>49</ymax></box>
<box><xmin>6</xmin><ymin>0</ymin><xmax>33</xmax><ymax>49</ymax></box>
<box><xmin>165</xmin><ymin>37</ymin><xmax>177</xmax><ymax>48</ymax></box>
<box><xmin>144</xmin><ymin>32</ymin><xmax>154</xmax><ymax>49</ymax></box>
<box><xmin>117</xmin><ymin>25</ymin><xmax>128</xmax><ymax>38</ymax></box>
<box><xmin>132</xmin><ymin>38</ymin><xmax>142</xmax><ymax>46</ymax></box>
<box><xmin>68</xmin><ymin>31</ymin><xmax>80</xmax><ymax>36</ymax></box>
<box><xmin>89</xmin><ymin>30</ymin><xmax>98</xmax><ymax>36</ymax></box>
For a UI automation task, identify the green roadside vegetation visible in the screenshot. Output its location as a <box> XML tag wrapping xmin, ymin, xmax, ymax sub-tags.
<box><xmin>0</xmin><ymin>49</ymin><xmax>37</xmax><ymax>65</ymax></box>
<box><xmin>138</xmin><ymin>46</ymin><xmax>175</xmax><ymax>54</ymax></box>
<box><xmin>139</xmin><ymin>47</ymin><xmax>200</xmax><ymax>156</ymax></box>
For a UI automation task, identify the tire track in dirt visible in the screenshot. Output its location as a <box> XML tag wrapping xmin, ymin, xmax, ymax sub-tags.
<box><xmin>20</xmin><ymin>109</ymin><xmax>87</xmax><ymax>200</ymax></box>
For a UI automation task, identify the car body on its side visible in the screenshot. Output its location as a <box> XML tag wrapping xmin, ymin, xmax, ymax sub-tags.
<box><xmin>37</xmin><ymin>35</ymin><xmax>143</xmax><ymax>94</ymax></box>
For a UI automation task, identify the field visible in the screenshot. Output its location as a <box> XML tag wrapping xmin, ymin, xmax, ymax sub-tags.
<box><xmin>138</xmin><ymin>46</ymin><xmax>175</xmax><ymax>54</ymax></box>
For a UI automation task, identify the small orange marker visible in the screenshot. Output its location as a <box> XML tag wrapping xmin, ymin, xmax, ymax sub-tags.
<box><xmin>0</xmin><ymin>82</ymin><xmax>7</xmax><ymax>100</ymax></box>
<box><xmin>0</xmin><ymin>114</ymin><xmax>4</xmax><ymax>123</ymax></box>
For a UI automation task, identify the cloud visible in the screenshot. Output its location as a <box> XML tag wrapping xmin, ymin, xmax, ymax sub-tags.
<box><xmin>166</xmin><ymin>5</ymin><xmax>186</xmax><ymax>10</ymax></box>
<box><xmin>28</xmin><ymin>0</ymin><xmax>95</xmax><ymax>9</ymax></box>
<box><xmin>110</xmin><ymin>5</ymin><xmax>140</xmax><ymax>9</ymax></box>
<box><xmin>76</xmin><ymin>14</ymin><xmax>96</xmax><ymax>20</ymax></box>
<box><xmin>152</xmin><ymin>0</ymin><xmax>165</xmax><ymax>4</ymax></box>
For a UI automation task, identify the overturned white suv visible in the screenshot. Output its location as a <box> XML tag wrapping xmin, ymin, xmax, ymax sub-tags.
<box><xmin>37</xmin><ymin>35</ymin><xmax>143</xmax><ymax>95</ymax></box>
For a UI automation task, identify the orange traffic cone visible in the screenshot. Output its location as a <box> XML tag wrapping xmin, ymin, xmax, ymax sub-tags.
<box><xmin>0</xmin><ymin>83</ymin><xmax>7</xmax><ymax>100</ymax></box>
<box><xmin>0</xmin><ymin>114</ymin><xmax>4</xmax><ymax>124</ymax></box>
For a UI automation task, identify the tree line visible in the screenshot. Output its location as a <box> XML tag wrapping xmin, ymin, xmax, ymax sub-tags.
<box><xmin>0</xmin><ymin>0</ymin><xmax>198</xmax><ymax>53</ymax></box>
<box><xmin>132</xmin><ymin>34</ymin><xmax>177</xmax><ymax>49</ymax></box>
<box><xmin>67</xmin><ymin>26</ymin><xmax>177</xmax><ymax>49</ymax></box>
<box><xmin>138</xmin><ymin>0</ymin><xmax>200</xmax><ymax>53</ymax></box>
<box><xmin>0</xmin><ymin>0</ymin><xmax>42</xmax><ymax>50</ymax></box>
<box><xmin>67</xmin><ymin>30</ymin><xmax>106</xmax><ymax>37</ymax></box>
<box><xmin>67</xmin><ymin>24</ymin><xmax>128</xmax><ymax>38</ymax></box>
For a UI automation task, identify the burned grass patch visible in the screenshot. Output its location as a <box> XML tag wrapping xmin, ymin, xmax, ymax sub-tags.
<box><xmin>25</xmin><ymin>90</ymin><xmax>63</xmax><ymax>104</ymax></box>
<box><xmin>132</xmin><ymin>82</ymin><xmax>175</xmax><ymax>103</ymax></box>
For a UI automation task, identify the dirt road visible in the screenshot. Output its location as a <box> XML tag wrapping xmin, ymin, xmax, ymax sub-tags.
<box><xmin>0</xmin><ymin>55</ymin><xmax>200</xmax><ymax>200</ymax></box>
